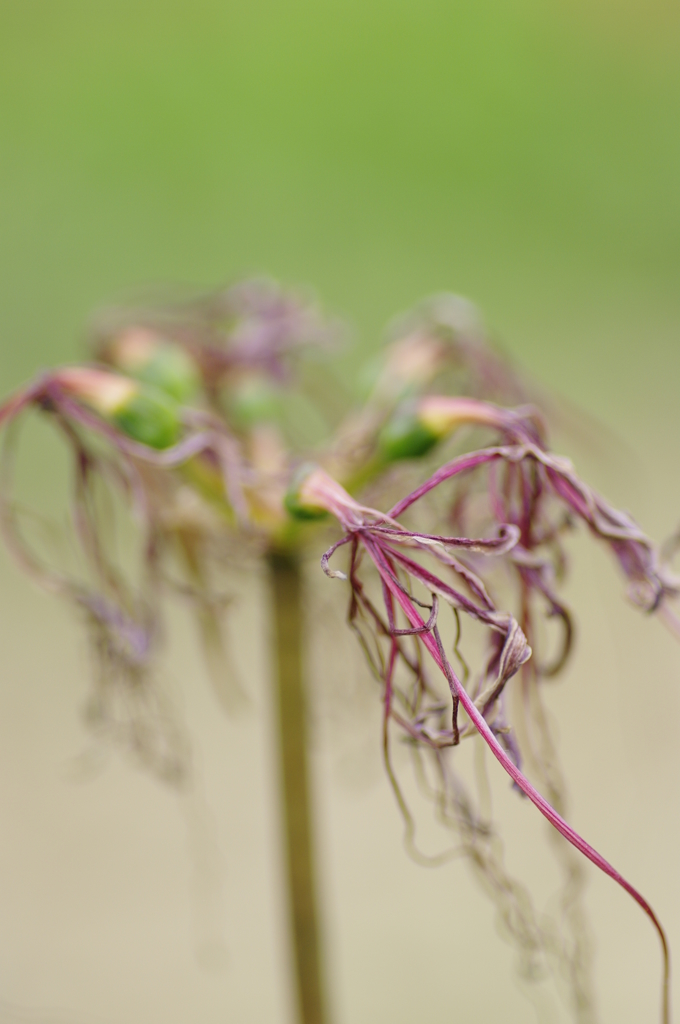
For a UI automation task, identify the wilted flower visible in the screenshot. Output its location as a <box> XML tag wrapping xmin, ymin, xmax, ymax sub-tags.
<box><xmin>0</xmin><ymin>281</ymin><xmax>675</xmax><ymax>1023</ymax></box>
<box><xmin>289</xmin><ymin>461</ymin><xmax>671</xmax><ymax>1021</ymax></box>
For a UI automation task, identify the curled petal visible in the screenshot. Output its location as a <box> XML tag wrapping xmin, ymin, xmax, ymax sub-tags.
<box><xmin>321</xmin><ymin>534</ymin><xmax>352</xmax><ymax>579</ymax></box>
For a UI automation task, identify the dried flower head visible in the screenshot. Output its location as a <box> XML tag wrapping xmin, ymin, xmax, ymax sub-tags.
<box><xmin>290</xmin><ymin>462</ymin><xmax>671</xmax><ymax>1023</ymax></box>
<box><xmin>0</xmin><ymin>282</ymin><xmax>675</xmax><ymax>1022</ymax></box>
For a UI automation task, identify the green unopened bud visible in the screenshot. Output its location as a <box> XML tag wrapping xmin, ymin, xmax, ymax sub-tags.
<box><xmin>378</xmin><ymin>410</ymin><xmax>439</xmax><ymax>462</ymax></box>
<box><xmin>379</xmin><ymin>397</ymin><xmax>507</xmax><ymax>463</ymax></box>
<box><xmin>283</xmin><ymin>464</ymin><xmax>329</xmax><ymax>521</ymax></box>
<box><xmin>230</xmin><ymin>377</ymin><xmax>281</xmax><ymax>428</ymax></box>
<box><xmin>110</xmin><ymin>389</ymin><xmax>181</xmax><ymax>449</ymax></box>
<box><xmin>108</xmin><ymin>328</ymin><xmax>199</xmax><ymax>403</ymax></box>
<box><xmin>57</xmin><ymin>368</ymin><xmax>182</xmax><ymax>450</ymax></box>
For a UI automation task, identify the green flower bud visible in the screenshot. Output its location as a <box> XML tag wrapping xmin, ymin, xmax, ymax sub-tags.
<box><xmin>378</xmin><ymin>397</ymin><xmax>505</xmax><ymax>463</ymax></box>
<box><xmin>283</xmin><ymin>464</ymin><xmax>329</xmax><ymax>521</ymax></box>
<box><xmin>57</xmin><ymin>368</ymin><xmax>182</xmax><ymax>450</ymax></box>
<box><xmin>378</xmin><ymin>410</ymin><xmax>439</xmax><ymax>462</ymax></box>
<box><xmin>133</xmin><ymin>345</ymin><xmax>199</xmax><ymax>404</ymax></box>
<box><xmin>108</xmin><ymin>329</ymin><xmax>200</xmax><ymax>403</ymax></box>
<box><xmin>110</xmin><ymin>388</ymin><xmax>181</xmax><ymax>450</ymax></box>
<box><xmin>230</xmin><ymin>378</ymin><xmax>281</xmax><ymax>428</ymax></box>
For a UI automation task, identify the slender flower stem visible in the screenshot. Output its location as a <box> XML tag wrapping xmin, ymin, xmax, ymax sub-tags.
<box><xmin>268</xmin><ymin>551</ymin><xmax>328</xmax><ymax>1024</ymax></box>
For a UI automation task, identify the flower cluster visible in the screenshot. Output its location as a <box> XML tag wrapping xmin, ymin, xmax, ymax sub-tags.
<box><xmin>0</xmin><ymin>281</ymin><xmax>675</xmax><ymax>1021</ymax></box>
<box><xmin>0</xmin><ymin>280</ymin><xmax>338</xmax><ymax>778</ymax></box>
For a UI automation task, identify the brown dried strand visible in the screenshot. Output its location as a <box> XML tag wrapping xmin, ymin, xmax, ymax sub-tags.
<box><xmin>380</xmin><ymin>633</ymin><xmax>466</xmax><ymax>864</ymax></box>
<box><xmin>431</xmin><ymin>623</ymin><xmax>461</xmax><ymax>745</ymax></box>
<box><xmin>451</xmin><ymin>607</ymin><xmax>471</xmax><ymax>685</ymax></box>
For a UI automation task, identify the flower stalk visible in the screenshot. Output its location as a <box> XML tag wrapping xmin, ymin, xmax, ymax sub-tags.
<box><xmin>268</xmin><ymin>551</ymin><xmax>328</xmax><ymax>1024</ymax></box>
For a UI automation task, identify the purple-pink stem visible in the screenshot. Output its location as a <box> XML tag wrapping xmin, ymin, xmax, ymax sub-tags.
<box><xmin>361</xmin><ymin>531</ymin><xmax>670</xmax><ymax>1024</ymax></box>
<box><xmin>388</xmin><ymin>447</ymin><xmax>503</xmax><ymax>518</ymax></box>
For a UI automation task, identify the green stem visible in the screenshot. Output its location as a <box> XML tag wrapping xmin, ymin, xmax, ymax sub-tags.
<box><xmin>267</xmin><ymin>551</ymin><xmax>329</xmax><ymax>1024</ymax></box>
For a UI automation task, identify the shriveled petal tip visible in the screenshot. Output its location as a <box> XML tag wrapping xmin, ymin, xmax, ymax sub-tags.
<box><xmin>325</xmin><ymin>566</ymin><xmax>347</xmax><ymax>580</ymax></box>
<box><xmin>321</xmin><ymin>534</ymin><xmax>352</xmax><ymax>579</ymax></box>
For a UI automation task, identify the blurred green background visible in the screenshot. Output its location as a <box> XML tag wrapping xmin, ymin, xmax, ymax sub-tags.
<box><xmin>1</xmin><ymin>1</ymin><xmax>680</xmax><ymax>1023</ymax></box>
<box><xmin>2</xmin><ymin>0</ymin><xmax>680</xmax><ymax>421</ymax></box>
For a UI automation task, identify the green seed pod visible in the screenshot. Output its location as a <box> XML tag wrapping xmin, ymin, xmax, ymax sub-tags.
<box><xmin>110</xmin><ymin>388</ymin><xmax>182</xmax><ymax>450</ymax></box>
<box><xmin>378</xmin><ymin>410</ymin><xmax>439</xmax><ymax>462</ymax></box>
<box><xmin>133</xmin><ymin>345</ymin><xmax>200</xmax><ymax>404</ymax></box>
<box><xmin>283</xmin><ymin>464</ymin><xmax>329</xmax><ymax>521</ymax></box>
<box><xmin>230</xmin><ymin>377</ymin><xmax>281</xmax><ymax>428</ymax></box>
<box><xmin>57</xmin><ymin>369</ymin><xmax>182</xmax><ymax>450</ymax></box>
<box><xmin>107</xmin><ymin>329</ymin><xmax>200</xmax><ymax>404</ymax></box>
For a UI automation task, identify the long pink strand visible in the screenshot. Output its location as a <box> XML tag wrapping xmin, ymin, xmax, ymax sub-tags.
<box><xmin>388</xmin><ymin>448</ymin><xmax>505</xmax><ymax>518</ymax></box>
<box><xmin>362</xmin><ymin>533</ymin><xmax>670</xmax><ymax>1024</ymax></box>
